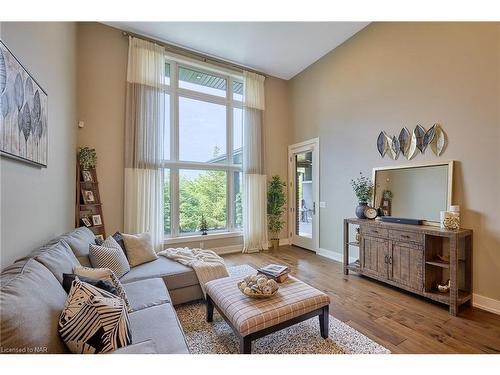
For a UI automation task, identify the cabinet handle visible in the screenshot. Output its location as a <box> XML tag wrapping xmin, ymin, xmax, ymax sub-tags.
<box><xmin>401</xmin><ymin>235</ymin><xmax>410</xmax><ymax>239</ymax></box>
<box><xmin>388</xmin><ymin>256</ymin><xmax>393</xmax><ymax>264</ymax></box>
<box><xmin>384</xmin><ymin>255</ymin><xmax>389</xmax><ymax>264</ymax></box>
<box><xmin>372</xmin><ymin>230</ymin><xmax>379</xmax><ymax>233</ymax></box>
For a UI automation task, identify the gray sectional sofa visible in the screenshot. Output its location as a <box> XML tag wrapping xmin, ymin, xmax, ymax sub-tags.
<box><xmin>0</xmin><ymin>227</ymin><xmax>203</xmax><ymax>354</ymax></box>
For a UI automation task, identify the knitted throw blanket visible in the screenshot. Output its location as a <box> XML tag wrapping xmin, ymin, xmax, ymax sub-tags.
<box><xmin>158</xmin><ymin>247</ymin><xmax>229</xmax><ymax>297</ymax></box>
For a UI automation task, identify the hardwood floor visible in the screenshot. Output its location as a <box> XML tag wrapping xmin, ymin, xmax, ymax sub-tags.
<box><xmin>223</xmin><ymin>245</ymin><xmax>500</xmax><ymax>354</ymax></box>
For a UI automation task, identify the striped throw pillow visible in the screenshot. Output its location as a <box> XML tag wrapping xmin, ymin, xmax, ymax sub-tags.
<box><xmin>58</xmin><ymin>277</ymin><xmax>131</xmax><ymax>354</ymax></box>
<box><xmin>89</xmin><ymin>238</ymin><xmax>130</xmax><ymax>278</ymax></box>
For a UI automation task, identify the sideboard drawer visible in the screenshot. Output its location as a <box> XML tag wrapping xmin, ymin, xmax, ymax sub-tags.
<box><xmin>361</xmin><ymin>226</ymin><xmax>388</xmax><ymax>238</ymax></box>
<box><xmin>389</xmin><ymin>230</ymin><xmax>423</xmax><ymax>244</ymax></box>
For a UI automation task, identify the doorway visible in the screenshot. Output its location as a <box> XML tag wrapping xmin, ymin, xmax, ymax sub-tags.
<box><xmin>288</xmin><ymin>138</ymin><xmax>319</xmax><ymax>252</ymax></box>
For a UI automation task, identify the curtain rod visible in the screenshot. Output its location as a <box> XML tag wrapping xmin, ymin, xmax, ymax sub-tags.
<box><xmin>121</xmin><ymin>30</ymin><xmax>267</xmax><ymax>78</ymax></box>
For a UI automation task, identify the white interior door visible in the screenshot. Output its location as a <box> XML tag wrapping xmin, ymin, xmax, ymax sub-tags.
<box><xmin>288</xmin><ymin>138</ymin><xmax>319</xmax><ymax>252</ymax></box>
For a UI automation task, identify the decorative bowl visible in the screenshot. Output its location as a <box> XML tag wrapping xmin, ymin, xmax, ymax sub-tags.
<box><xmin>237</xmin><ymin>274</ymin><xmax>279</xmax><ymax>299</ymax></box>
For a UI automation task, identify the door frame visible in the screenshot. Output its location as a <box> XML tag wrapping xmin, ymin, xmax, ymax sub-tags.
<box><xmin>288</xmin><ymin>138</ymin><xmax>320</xmax><ymax>252</ymax></box>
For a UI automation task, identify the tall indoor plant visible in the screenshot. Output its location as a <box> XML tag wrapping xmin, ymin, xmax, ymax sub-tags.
<box><xmin>351</xmin><ymin>172</ymin><xmax>373</xmax><ymax>219</ymax></box>
<box><xmin>267</xmin><ymin>175</ymin><xmax>287</xmax><ymax>250</ymax></box>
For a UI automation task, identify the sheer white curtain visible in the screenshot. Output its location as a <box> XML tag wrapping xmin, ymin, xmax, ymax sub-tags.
<box><xmin>242</xmin><ymin>71</ymin><xmax>268</xmax><ymax>253</ymax></box>
<box><xmin>124</xmin><ymin>37</ymin><xmax>166</xmax><ymax>251</ymax></box>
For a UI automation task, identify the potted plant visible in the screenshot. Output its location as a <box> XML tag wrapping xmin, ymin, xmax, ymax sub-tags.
<box><xmin>78</xmin><ymin>146</ymin><xmax>97</xmax><ymax>171</ymax></box>
<box><xmin>200</xmin><ymin>214</ymin><xmax>208</xmax><ymax>236</ymax></box>
<box><xmin>267</xmin><ymin>175</ymin><xmax>286</xmax><ymax>250</ymax></box>
<box><xmin>350</xmin><ymin>172</ymin><xmax>374</xmax><ymax>219</ymax></box>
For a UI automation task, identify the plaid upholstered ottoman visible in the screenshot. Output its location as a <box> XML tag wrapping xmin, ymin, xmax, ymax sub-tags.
<box><xmin>205</xmin><ymin>273</ymin><xmax>331</xmax><ymax>353</ymax></box>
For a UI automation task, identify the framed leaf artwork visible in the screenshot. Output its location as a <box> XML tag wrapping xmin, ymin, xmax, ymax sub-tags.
<box><xmin>0</xmin><ymin>40</ymin><xmax>48</xmax><ymax>167</ymax></box>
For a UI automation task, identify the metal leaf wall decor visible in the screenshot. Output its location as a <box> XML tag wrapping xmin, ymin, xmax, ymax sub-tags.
<box><xmin>414</xmin><ymin>125</ymin><xmax>426</xmax><ymax>153</ymax></box>
<box><xmin>0</xmin><ymin>48</ymin><xmax>6</xmax><ymax>95</ymax></box>
<box><xmin>391</xmin><ymin>136</ymin><xmax>401</xmax><ymax>159</ymax></box>
<box><xmin>422</xmin><ymin>124</ymin><xmax>436</xmax><ymax>152</ymax></box>
<box><xmin>376</xmin><ymin>124</ymin><xmax>447</xmax><ymax>160</ymax></box>
<box><xmin>430</xmin><ymin>124</ymin><xmax>446</xmax><ymax>156</ymax></box>
<box><xmin>377</xmin><ymin>131</ymin><xmax>388</xmax><ymax>157</ymax></box>
<box><xmin>398</xmin><ymin>127</ymin><xmax>410</xmax><ymax>158</ymax></box>
<box><xmin>0</xmin><ymin>40</ymin><xmax>48</xmax><ymax>167</ymax></box>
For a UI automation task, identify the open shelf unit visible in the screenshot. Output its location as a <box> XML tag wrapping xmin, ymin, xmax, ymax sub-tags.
<box><xmin>343</xmin><ymin>218</ymin><xmax>473</xmax><ymax>316</ymax></box>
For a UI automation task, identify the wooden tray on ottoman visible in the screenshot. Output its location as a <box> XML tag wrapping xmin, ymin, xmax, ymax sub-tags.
<box><xmin>205</xmin><ymin>274</ymin><xmax>330</xmax><ymax>354</ymax></box>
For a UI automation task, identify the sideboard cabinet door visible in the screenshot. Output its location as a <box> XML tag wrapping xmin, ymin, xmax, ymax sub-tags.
<box><xmin>390</xmin><ymin>242</ymin><xmax>424</xmax><ymax>291</ymax></box>
<box><xmin>361</xmin><ymin>236</ymin><xmax>389</xmax><ymax>279</ymax></box>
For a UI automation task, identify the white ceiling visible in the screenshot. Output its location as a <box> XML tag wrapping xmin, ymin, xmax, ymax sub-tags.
<box><xmin>105</xmin><ymin>22</ymin><xmax>369</xmax><ymax>80</ymax></box>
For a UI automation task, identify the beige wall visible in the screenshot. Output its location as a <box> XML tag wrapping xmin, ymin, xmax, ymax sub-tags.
<box><xmin>0</xmin><ymin>22</ymin><xmax>77</xmax><ymax>268</ymax></box>
<box><xmin>77</xmin><ymin>22</ymin><xmax>290</xmax><ymax>249</ymax></box>
<box><xmin>289</xmin><ymin>22</ymin><xmax>500</xmax><ymax>301</ymax></box>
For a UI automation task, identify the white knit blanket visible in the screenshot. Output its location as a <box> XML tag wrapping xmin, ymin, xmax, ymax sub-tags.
<box><xmin>158</xmin><ymin>247</ymin><xmax>229</xmax><ymax>297</ymax></box>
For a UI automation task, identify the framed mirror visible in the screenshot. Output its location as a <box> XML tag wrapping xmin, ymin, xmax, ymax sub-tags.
<box><xmin>372</xmin><ymin>161</ymin><xmax>454</xmax><ymax>225</ymax></box>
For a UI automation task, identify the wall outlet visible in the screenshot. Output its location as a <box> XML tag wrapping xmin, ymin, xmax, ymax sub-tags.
<box><xmin>319</xmin><ymin>201</ymin><xmax>326</xmax><ymax>208</ymax></box>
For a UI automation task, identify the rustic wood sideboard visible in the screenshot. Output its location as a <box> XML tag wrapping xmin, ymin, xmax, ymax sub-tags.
<box><xmin>343</xmin><ymin>218</ymin><xmax>473</xmax><ymax>316</ymax></box>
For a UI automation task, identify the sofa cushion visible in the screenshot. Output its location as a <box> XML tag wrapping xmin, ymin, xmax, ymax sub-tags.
<box><xmin>128</xmin><ymin>303</ymin><xmax>189</xmax><ymax>354</ymax></box>
<box><xmin>122</xmin><ymin>278</ymin><xmax>170</xmax><ymax>312</ymax></box>
<box><xmin>35</xmin><ymin>241</ymin><xmax>81</xmax><ymax>284</ymax></box>
<box><xmin>111</xmin><ymin>339</ymin><xmax>157</xmax><ymax>354</ymax></box>
<box><xmin>58</xmin><ymin>227</ymin><xmax>96</xmax><ymax>258</ymax></box>
<box><xmin>119</xmin><ymin>256</ymin><xmax>198</xmax><ymax>290</ymax></box>
<box><xmin>0</xmin><ymin>259</ymin><xmax>69</xmax><ymax>353</ymax></box>
<box><xmin>15</xmin><ymin>227</ymin><xmax>96</xmax><ymax>263</ymax></box>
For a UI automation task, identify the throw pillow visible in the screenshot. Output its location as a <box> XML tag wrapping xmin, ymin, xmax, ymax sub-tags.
<box><xmin>121</xmin><ymin>232</ymin><xmax>158</xmax><ymax>267</ymax></box>
<box><xmin>89</xmin><ymin>240</ymin><xmax>130</xmax><ymax>278</ymax></box>
<box><xmin>58</xmin><ymin>278</ymin><xmax>131</xmax><ymax>354</ymax></box>
<box><xmin>73</xmin><ymin>266</ymin><xmax>131</xmax><ymax>312</ymax></box>
<box><xmin>62</xmin><ymin>273</ymin><xmax>117</xmax><ymax>296</ymax></box>
<box><xmin>95</xmin><ymin>232</ymin><xmax>127</xmax><ymax>257</ymax></box>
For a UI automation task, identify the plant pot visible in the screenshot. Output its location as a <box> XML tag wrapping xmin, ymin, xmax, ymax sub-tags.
<box><xmin>270</xmin><ymin>239</ymin><xmax>279</xmax><ymax>251</ymax></box>
<box><xmin>355</xmin><ymin>202</ymin><xmax>368</xmax><ymax>219</ymax></box>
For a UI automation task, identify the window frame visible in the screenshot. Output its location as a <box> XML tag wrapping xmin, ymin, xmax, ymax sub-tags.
<box><xmin>162</xmin><ymin>57</ymin><xmax>244</xmax><ymax>241</ymax></box>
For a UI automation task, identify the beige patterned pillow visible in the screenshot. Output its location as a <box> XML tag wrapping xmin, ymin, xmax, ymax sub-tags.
<box><xmin>73</xmin><ymin>266</ymin><xmax>131</xmax><ymax>312</ymax></box>
<box><xmin>121</xmin><ymin>232</ymin><xmax>158</xmax><ymax>267</ymax></box>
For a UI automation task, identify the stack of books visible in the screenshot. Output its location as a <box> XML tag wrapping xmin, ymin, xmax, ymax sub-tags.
<box><xmin>258</xmin><ymin>264</ymin><xmax>290</xmax><ymax>283</ymax></box>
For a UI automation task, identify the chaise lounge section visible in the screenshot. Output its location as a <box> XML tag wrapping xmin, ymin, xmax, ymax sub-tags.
<box><xmin>1</xmin><ymin>227</ymin><xmax>203</xmax><ymax>354</ymax></box>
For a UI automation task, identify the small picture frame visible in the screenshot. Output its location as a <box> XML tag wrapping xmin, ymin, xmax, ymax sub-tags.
<box><xmin>82</xmin><ymin>190</ymin><xmax>95</xmax><ymax>204</ymax></box>
<box><xmin>95</xmin><ymin>234</ymin><xmax>104</xmax><ymax>241</ymax></box>
<box><xmin>81</xmin><ymin>170</ymin><xmax>93</xmax><ymax>182</ymax></box>
<box><xmin>81</xmin><ymin>217</ymin><xmax>92</xmax><ymax>227</ymax></box>
<box><xmin>92</xmin><ymin>214</ymin><xmax>102</xmax><ymax>226</ymax></box>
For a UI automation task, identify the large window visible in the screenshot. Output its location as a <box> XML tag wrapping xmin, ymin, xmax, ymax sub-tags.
<box><xmin>162</xmin><ymin>58</ymin><xmax>243</xmax><ymax>240</ymax></box>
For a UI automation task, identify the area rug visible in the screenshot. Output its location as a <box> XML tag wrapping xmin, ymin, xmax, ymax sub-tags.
<box><xmin>175</xmin><ymin>264</ymin><xmax>390</xmax><ymax>354</ymax></box>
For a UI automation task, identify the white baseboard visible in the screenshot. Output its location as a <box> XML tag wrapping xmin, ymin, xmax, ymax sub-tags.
<box><xmin>213</xmin><ymin>245</ymin><xmax>242</xmax><ymax>255</ymax></box>
<box><xmin>473</xmin><ymin>294</ymin><xmax>500</xmax><ymax>315</ymax></box>
<box><xmin>279</xmin><ymin>238</ymin><xmax>290</xmax><ymax>246</ymax></box>
<box><xmin>317</xmin><ymin>248</ymin><xmax>358</xmax><ymax>264</ymax></box>
<box><xmin>214</xmin><ymin>238</ymin><xmax>289</xmax><ymax>255</ymax></box>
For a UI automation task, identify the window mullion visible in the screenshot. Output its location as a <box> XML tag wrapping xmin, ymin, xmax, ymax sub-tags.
<box><xmin>227</xmin><ymin>76</ymin><xmax>234</xmax><ymax>231</ymax></box>
<box><xmin>171</xmin><ymin>61</ymin><xmax>180</xmax><ymax>238</ymax></box>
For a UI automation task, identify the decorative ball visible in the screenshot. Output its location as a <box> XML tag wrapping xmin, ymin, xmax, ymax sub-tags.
<box><xmin>257</xmin><ymin>277</ymin><xmax>267</xmax><ymax>287</ymax></box>
<box><xmin>237</xmin><ymin>273</ymin><xmax>279</xmax><ymax>298</ymax></box>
